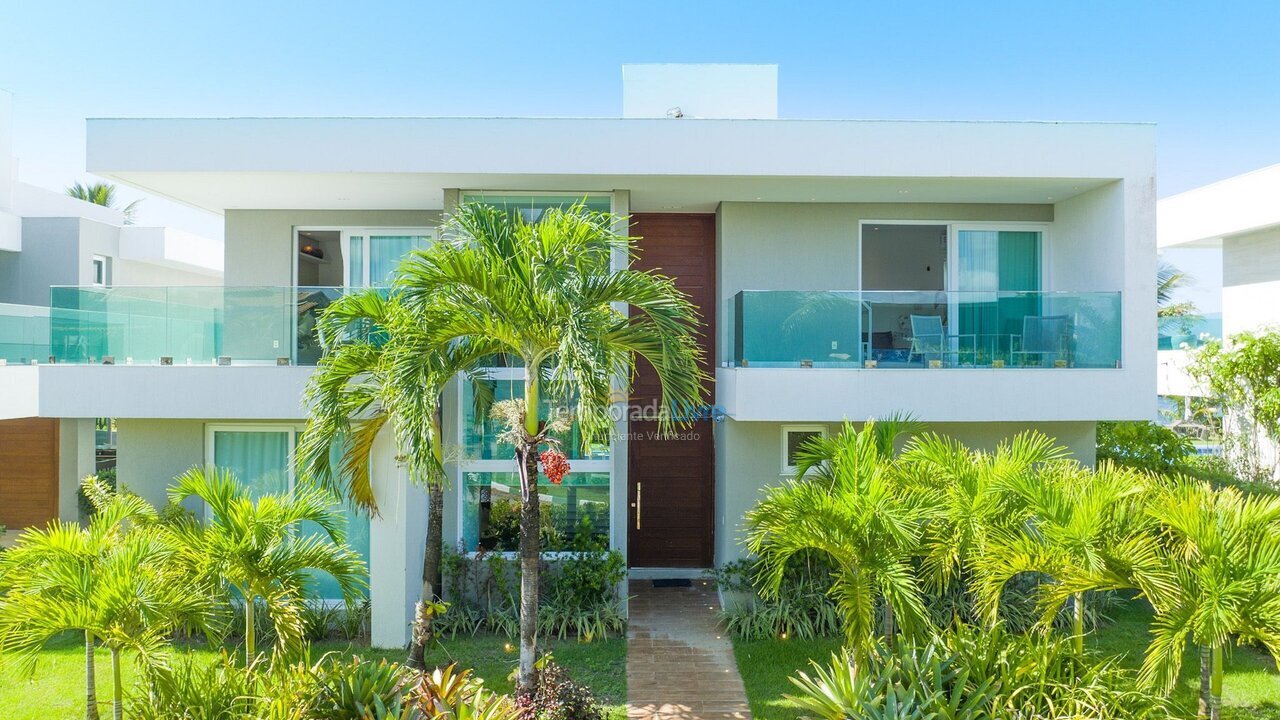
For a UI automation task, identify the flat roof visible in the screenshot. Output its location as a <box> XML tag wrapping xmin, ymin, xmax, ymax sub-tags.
<box><xmin>86</xmin><ymin>116</ymin><xmax>1156</xmax><ymax>214</ymax></box>
<box><xmin>1159</xmin><ymin>162</ymin><xmax>1280</xmax><ymax>249</ymax></box>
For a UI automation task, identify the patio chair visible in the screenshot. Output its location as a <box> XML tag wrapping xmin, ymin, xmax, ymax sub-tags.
<box><xmin>908</xmin><ymin>314</ymin><xmax>974</xmax><ymax>367</ymax></box>
<box><xmin>1012</xmin><ymin>315</ymin><xmax>1072</xmax><ymax>367</ymax></box>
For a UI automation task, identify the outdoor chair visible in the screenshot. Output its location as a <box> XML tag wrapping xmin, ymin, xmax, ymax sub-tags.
<box><xmin>1011</xmin><ymin>314</ymin><xmax>1072</xmax><ymax>367</ymax></box>
<box><xmin>908</xmin><ymin>314</ymin><xmax>974</xmax><ymax>367</ymax></box>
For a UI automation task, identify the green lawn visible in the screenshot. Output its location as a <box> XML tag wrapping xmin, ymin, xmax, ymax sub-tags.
<box><xmin>0</xmin><ymin>633</ymin><xmax>626</xmax><ymax>720</ymax></box>
<box><xmin>733</xmin><ymin>601</ymin><xmax>1280</xmax><ymax>720</ymax></box>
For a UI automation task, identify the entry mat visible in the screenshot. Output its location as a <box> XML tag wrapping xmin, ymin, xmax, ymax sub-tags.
<box><xmin>651</xmin><ymin>578</ymin><xmax>694</xmax><ymax>588</ymax></box>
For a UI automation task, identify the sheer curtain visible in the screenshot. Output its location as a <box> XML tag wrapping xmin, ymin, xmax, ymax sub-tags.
<box><xmin>368</xmin><ymin>235</ymin><xmax>429</xmax><ymax>286</ymax></box>
<box><xmin>212</xmin><ymin>430</ymin><xmax>290</xmax><ymax>497</ymax></box>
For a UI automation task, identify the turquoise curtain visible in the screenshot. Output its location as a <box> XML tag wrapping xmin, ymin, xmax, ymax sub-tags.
<box><xmin>956</xmin><ymin>230</ymin><xmax>1042</xmax><ymax>347</ymax></box>
<box><xmin>368</xmin><ymin>235</ymin><xmax>427</xmax><ymax>286</ymax></box>
<box><xmin>212</xmin><ymin>431</ymin><xmax>290</xmax><ymax>498</ymax></box>
<box><xmin>347</xmin><ymin>236</ymin><xmax>364</xmax><ymax>287</ymax></box>
<box><xmin>302</xmin><ymin>439</ymin><xmax>370</xmax><ymax>600</ymax></box>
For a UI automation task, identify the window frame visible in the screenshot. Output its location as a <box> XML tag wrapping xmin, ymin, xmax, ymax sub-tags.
<box><xmin>781</xmin><ymin>424</ymin><xmax>828</xmax><ymax>476</ymax></box>
<box><xmin>91</xmin><ymin>255</ymin><xmax>108</xmax><ymax>287</ymax></box>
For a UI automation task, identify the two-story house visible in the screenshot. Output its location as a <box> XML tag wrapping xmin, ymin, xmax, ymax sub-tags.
<box><xmin>0</xmin><ymin>65</ymin><xmax>1156</xmax><ymax>647</ymax></box>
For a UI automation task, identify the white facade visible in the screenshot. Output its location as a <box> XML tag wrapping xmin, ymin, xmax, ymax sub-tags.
<box><xmin>0</xmin><ymin>67</ymin><xmax>1158</xmax><ymax>648</ymax></box>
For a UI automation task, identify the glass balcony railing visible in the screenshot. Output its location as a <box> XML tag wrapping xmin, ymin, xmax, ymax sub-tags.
<box><xmin>34</xmin><ymin>286</ymin><xmax>349</xmax><ymax>366</ymax></box>
<box><xmin>0</xmin><ymin>303</ymin><xmax>51</xmax><ymax>364</ymax></box>
<box><xmin>733</xmin><ymin>290</ymin><xmax>1123</xmax><ymax>369</ymax></box>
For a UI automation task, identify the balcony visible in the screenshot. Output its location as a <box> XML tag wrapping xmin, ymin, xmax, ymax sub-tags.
<box><xmin>0</xmin><ymin>303</ymin><xmax>50</xmax><ymax>365</ymax></box>
<box><xmin>732</xmin><ymin>290</ymin><xmax>1123</xmax><ymax>370</ymax></box>
<box><xmin>40</xmin><ymin>286</ymin><xmax>346</xmax><ymax>366</ymax></box>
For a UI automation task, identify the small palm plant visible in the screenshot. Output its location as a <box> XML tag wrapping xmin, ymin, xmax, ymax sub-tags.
<box><xmin>747</xmin><ymin>418</ymin><xmax>930</xmax><ymax>662</ymax></box>
<box><xmin>900</xmin><ymin>431</ymin><xmax>1068</xmax><ymax>595</ymax></box>
<box><xmin>1141</xmin><ymin>480</ymin><xmax>1280</xmax><ymax>720</ymax></box>
<box><xmin>0</xmin><ymin>477</ymin><xmax>217</xmax><ymax>720</ymax></box>
<box><xmin>166</xmin><ymin>466</ymin><xmax>367</xmax><ymax>664</ymax></box>
<box><xmin>299</xmin><ymin>288</ymin><xmax>494</xmax><ymax>668</ymax></box>
<box><xmin>395</xmin><ymin>201</ymin><xmax>706</xmax><ymax>691</ymax></box>
<box><xmin>973</xmin><ymin>461</ymin><xmax>1171</xmax><ymax>656</ymax></box>
<box><xmin>65</xmin><ymin>181</ymin><xmax>141</xmax><ymax>224</ymax></box>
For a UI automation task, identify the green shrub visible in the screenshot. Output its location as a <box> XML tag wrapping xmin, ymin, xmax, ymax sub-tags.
<box><xmin>127</xmin><ymin>651</ymin><xmax>258</xmax><ymax>720</ymax></box>
<box><xmin>439</xmin><ymin>547</ymin><xmax>626</xmax><ymax>641</ymax></box>
<box><xmin>515</xmin><ymin>658</ymin><xmax>604</xmax><ymax>720</ymax></box>
<box><xmin>311</xmin><ymin>656</ymin><xmax>415</xmax><ymax>719</ymax></box>
<box><xmin>1097</xmin><ymin>421</ymin><xmax>1193</xmax><ymax>473</ymax></box>
<box><xmin>788</xmin><ymin>625</ymin><xmax>1174</xmax><ymax>720</ymax></box>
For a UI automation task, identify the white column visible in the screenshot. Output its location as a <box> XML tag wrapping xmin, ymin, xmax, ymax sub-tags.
<box><xmin>58</xmin><ymin>418</ymin><xmax>96</xmax><ymax>523</ymax></box>
<box><xmin>368</xmin><ymin>426</ymin><xmax>428</xmax><ymax>648</ymax></box>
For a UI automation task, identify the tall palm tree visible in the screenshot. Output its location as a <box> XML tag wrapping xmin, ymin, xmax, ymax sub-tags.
<box><xmin>166</xmin><ymin>466</ymin><xmax>367</xmax><ymax>664</ymax></box>
<box><xmin>973</xmin><ymin>461</ymin><xmax>1172</xmax><ymax>656</ymax></box>
<box><xmin>0</xmin><ymin>477</ymin><xmax>216</xmax><ymax>720</ymax></box>
<box><xmin>396</xmin><ymin>202</ymin><xmax>706</xmax><ymax>692</ymax></box>
<box><xmin>298</xmin><ymin>288</ymin><xmax>493</xmax><ymax>669</ymax></box>
<box><xmin>65</xmin><ymin>181</ymin><xmax>141</xmax><ymax>225</ymax></box>
<box><xmin>746</xmin><ymin>418</ymin><xmax>930</xmax><ymax>661</ymax></box>
<box><xmin>900</xmin><ymin>431</ymin><xmax>1067</xmax><ymax>594</ymax></box>
<box><xmin>1141</xmin><ymin>480</ymin><xmax>1280</xmax><ymax>720</ymax></box>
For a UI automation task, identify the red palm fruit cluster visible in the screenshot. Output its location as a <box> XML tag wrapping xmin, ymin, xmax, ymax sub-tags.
<box><xmin>539</xmin><ymin>449</ymin><xmax>571</xmax><ymax>485</ymax></box>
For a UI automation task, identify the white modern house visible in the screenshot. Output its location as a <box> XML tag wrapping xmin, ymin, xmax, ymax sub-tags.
<box><xmin>0</xmin><ymin>65</ymin><xmax>1157</xmax><ymax>647</ymax></box>
<box><xmin>0</xmin><ymin>89</ymin><xmax>222</xmax><ymax>533</ymax></box>
<box><xmin>1158</xmin><ymin>162</ymin><xmax>1280</xmax><ymax>468</ymax></box>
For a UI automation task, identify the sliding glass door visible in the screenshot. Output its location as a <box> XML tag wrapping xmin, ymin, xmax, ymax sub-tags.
<box><xmin>341</xmin><ymin>230</ymin><xmax>434</xmax><ymax>288</ymax></box>
<box><xmin>952</xmin><ymin>228</ymin><xmax>1044</xmax><ymax>361</ymax></box>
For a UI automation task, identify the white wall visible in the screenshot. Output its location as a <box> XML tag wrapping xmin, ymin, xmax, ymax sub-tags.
<box><xmin>57</xmin><ymin>418</ymin><xmax>96</xmax><ymax>523</ymax></box>
<box><xmin>1222</xmin><ymin>226</ymin><xmax>1280</xmax><ymax>337</ymax></box>
<box><xmin>114</xmin><ymin>419</ymin><xmax>205</xmax><ymax>509</ymax></box>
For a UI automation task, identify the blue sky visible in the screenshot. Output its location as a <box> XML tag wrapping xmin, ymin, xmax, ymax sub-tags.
<box><xmin>4</xmin><ymin>1</ymin><xmax>1278</xmax><ymax>310</ymax></box>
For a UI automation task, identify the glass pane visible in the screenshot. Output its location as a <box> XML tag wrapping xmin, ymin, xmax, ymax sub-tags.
<box><xmin>301</xmin><ymin>439</ymin><xmax>371</xmax><ymax>600</ymax></box>
<box><xmin>347</xmin><ymin>236</ymin><xmax>364</xmax><ymax>287</ymax></box>
<box><xmin>368</xmin><ymin>235</ymin><xmax>428</xmax><ymax>286</ymax></box>
<box><xmin>461</xmin><ymin>471</ymin><xmax>610</xmax><ymax>552</ymax></box>
<box><xmin>212</xmin><ymin>430</ymin><xmax>290</xmax><ymax>498</ymax></box>
<box><xmin>786</xmin><ymin>431</ymin><xmax>822</xmax><ymax>467</ymax></box>
<box><xmin>462</xmin><ymin>194</ymin><xmax>612</xmax><ymax>223</ymax></box>
<box><xmin>463</xmin><ymin>376</ymin><xmax>609</xmax><ymax>460</ymax></box>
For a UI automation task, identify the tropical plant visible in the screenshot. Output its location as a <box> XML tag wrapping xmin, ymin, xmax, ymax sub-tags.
<box><xmin>1158</xmin><ymin>260</ymin><xmax>1199</xmax><ymax>332</ymax></box>
<box><xmin>300</xmin><ymin>287</ymin><xmax>494</xmax><ymax>669</ymax></box>
<box><xmin>1141</xmin><ymin>480</ymin><xmax>1280</xmax><ymax>720</ymax></box>
<box><xmin>972</xmin><ymin>461</ymin><xmax>1171</xmax><ymax>656</ymax></box>
<box><xmin>1191</xmin><ymin>329</ymin><xmax>1280</xmax><ymax>482</ymax></box>
<box><xmin>165</xmin><ymin>466</ymin><xmax>367</xmax><ymax>664</ymax></box>
<box><xmin>746</xmin><ymin>418</ymin><xmax>930</xmax><ymax>661</ymax></box>
<box><xmin>1096</xmin><ymin>421</ymin><xmax>1195</xmax><ymax>474</ymax></box>
<box><xmin>0</xmin><ymin>477</ymin><xmax>217</xmax><ymax>720</ymax></box>
<box><xmin>789</xmin><ymin>625</ymin><xmax>1171</xmax><ymax>720</ymax></box>
<box><xmin>394</xmin><ymin>201</ymin><xmax>706</xmax><ymax>691</ymax></box>
<box><xmin>514</xmin><ymin>658</ymin><xmax>603</xmax><ymax>720</ymax></box>
<box><xmin>65</xmin><ymin>181</ymin><xmax>141</xmax><ymax>224</ymax></box>
<box><xmin>411</xmin><ymin>663</ymin><xmax>518</xmax><ymax>720</ymax></box>
<box><xmin>900</xmin><ymin>431</ymin><xmax>1066</xmax><ymax>594</ymax></box>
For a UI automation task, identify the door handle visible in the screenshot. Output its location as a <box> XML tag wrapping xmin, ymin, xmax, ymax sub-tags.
<box><xmin>631</xmin><ymin>482</ymin><xmax>641</xmax><ymax>530</ymax></box>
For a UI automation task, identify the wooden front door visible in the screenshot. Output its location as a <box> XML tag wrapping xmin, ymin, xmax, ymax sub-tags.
<box><xmin>0</xmin><ymin>418</ymin><xmax>60</xmax><ymax>529</ymax></box>
<box><xmin>627</xmin><ymin>214</ymin><xmax>716</xmax><ymax>567</ymax></box>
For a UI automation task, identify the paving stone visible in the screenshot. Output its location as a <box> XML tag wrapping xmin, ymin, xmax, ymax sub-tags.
<box><xmin>625</xmin><ymin>579</ymin><xmax>752</xmax><ymax>720</ymax></box>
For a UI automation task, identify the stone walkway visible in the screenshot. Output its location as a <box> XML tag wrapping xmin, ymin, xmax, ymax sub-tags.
<box><xmin>626</xmin><ymin>578</ymin><xmax>752</xmax><ymax>720</ymax></box>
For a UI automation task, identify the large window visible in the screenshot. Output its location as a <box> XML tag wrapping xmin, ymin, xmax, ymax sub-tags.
<box><xmin>456</xmin><ymin>193</ymin><xmax>616</xmax><ymax>553</ymax></box>
<box><xmin>207</xmin><ymin>425</ymin><xmax>371</xmax><ymax>600</ymax></box>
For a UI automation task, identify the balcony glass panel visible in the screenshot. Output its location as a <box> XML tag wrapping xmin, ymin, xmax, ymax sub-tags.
<box><xmin>0</xmin><ymin>303</ymin><xmax>51</xmax><ymax>363</ymax></box>
<box><xmin>45</xmin><ymin>286</ymin><xmax>346</xmax><ymax>366</ymax></box>
<box><xmin>733</xmin><ymin>290</ymin><xmax>1122</xmax><ymax>369</ymax></box>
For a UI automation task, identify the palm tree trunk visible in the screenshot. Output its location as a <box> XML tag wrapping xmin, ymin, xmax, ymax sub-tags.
<box><xmin>1073</xmin><ymin>591</ymin><xmax>1085</xmax><ymax>656</ymax></box>
<box><xmin>245</xmin><ymin>597</ymin><xmax>256</xmax><ymax>664</ymax></box>
<box><xmin>1199</xmin><ymin>644</ymin><xmax>1211</xmax><ymax>719</ymax></box>
<box><xmin>517</xmin><ymin>445</ymin><xmax>541</xmax><ymax>695</ymax></box>
<box><xmin>110</xmin><ymin>647</ymin><xmax>123</xmax><ymax>720</ymax></box>
<box><xmin>1209</xmin><ymin>644</ymin><xmax>1223</xmax><ymax>720</ymax></box>
<box><xmin>85</xmin><ymin>631</ymin><xmax>101</xmax><ymax>720</ymax></box>
<box><xmin>407</xmin><ymin>478</ymin><xmax>445</xmax><ymax>669</ymax></box>
<box><xmin>882</xmin><ymin>601</ymin><xmax>896</xmax><ymax>645</ymax></box>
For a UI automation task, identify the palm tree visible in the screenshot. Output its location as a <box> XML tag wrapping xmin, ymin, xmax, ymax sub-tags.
<box><xmin>0</xmin><ymin>477</ymin><xmax>216</xmax><ymax>720</ymax></box>
<box><xmin>65</xmin><ymin>181</ymin><xmax>141</xmax><ymax>225</ymax></box>
<box><xmin>298</xmin><ymin>288</ymin><xmax>493</xmax><ymax>669</ymax></box>
<box><xmin>166</xmin><ymin>466</ymin><xmax>367</xmax><ymax>664</ymax></box>
<box><xmin>1141</xmin><ymin>480</ymin><xmax>1280</xmax><ymax>720</ymax></box>
<box><xmin>1158</xmin><ymin>260</ymin><xmax>1199</xmax><ymax>333</ymax></box>
<box><xmin>973</xmin><ymin>461</ymin><xmax>1172</xmax><ymax>656</ymax></box>
<box><xmin>746</xmin><ymin>418</ymin><xmax>930</xmax><ymax>661</ymax></box>
<box><xmin>395</xmin><ymin>202</ymin><xmax>706</xmax><ymax>692</ymax></box>
<box><xmin>900</xmin><ymin>431</ymin><xmax>1067</xmax><ymax>595</ymax></box>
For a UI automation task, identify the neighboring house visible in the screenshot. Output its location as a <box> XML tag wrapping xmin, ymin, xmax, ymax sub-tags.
<box><xmin>0</xmin><ymin>89</ymin><xmax>222</xmax><ymax>532</ymax></box>
<box><xmin>0</xmin><ymin>65</ymin><xmax>1156</xmax><ymax>646</ymax></box>
<box><xmin>1158</xmin><ymin>162</ymin><xmax>1280</xmax><ymax>471</ymax></box>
